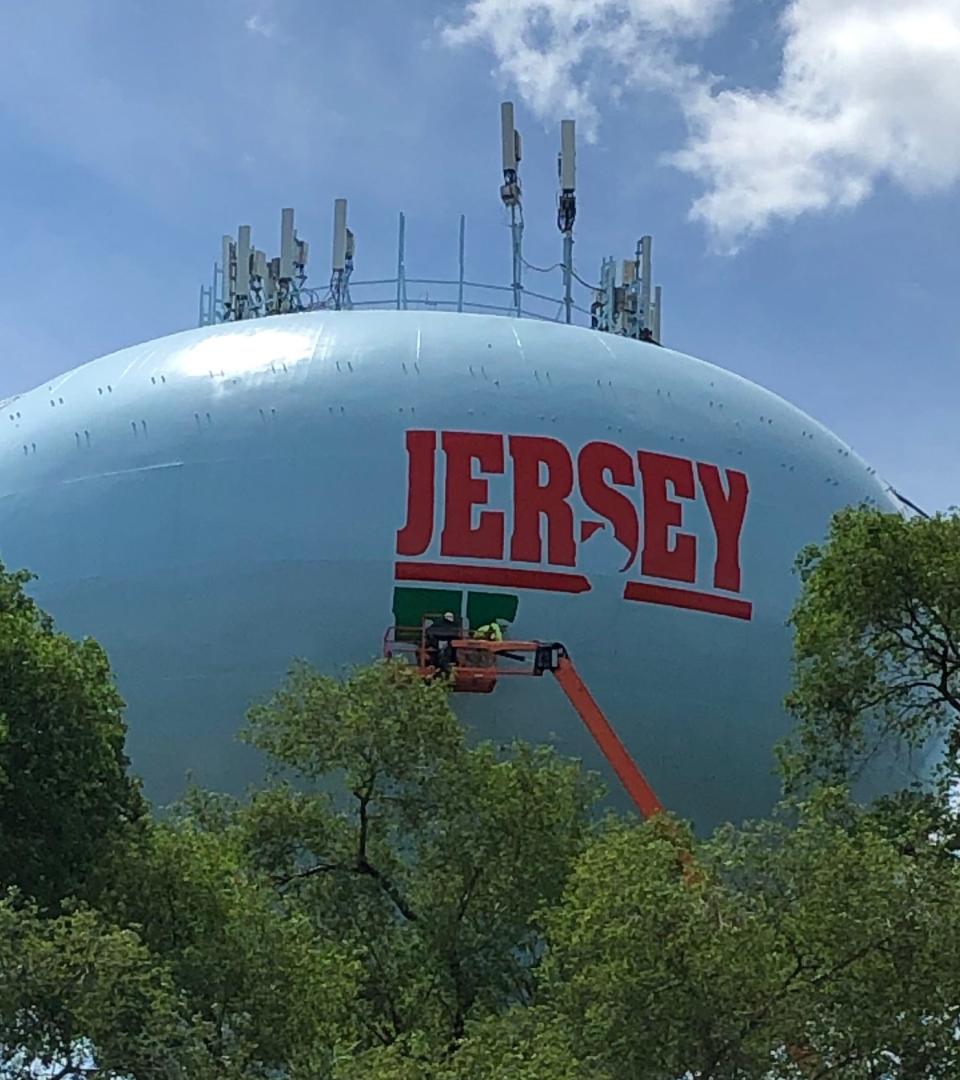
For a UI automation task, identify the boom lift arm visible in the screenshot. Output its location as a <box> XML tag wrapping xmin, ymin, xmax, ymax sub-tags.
<box><xmin>542</xmin><ymin>644</ymin><xmax>663</xmax><ymax>819</ymax></box>
<box><xmin>383</xmin><ymin>627</ymin><xmax>663</xmax><ymax>819</ymax></box>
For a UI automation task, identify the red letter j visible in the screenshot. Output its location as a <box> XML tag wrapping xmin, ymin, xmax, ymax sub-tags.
<box><xmin>396</xmin><ymin>430</ymin><xmax>436</xmax><ymax>557</ymax></box>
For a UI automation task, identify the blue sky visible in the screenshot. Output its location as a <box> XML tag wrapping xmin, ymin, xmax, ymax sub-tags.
<box><xmin>0</xmin><ymin>0</ymin><xmax>956</xmax><ymax>511</ymax></box>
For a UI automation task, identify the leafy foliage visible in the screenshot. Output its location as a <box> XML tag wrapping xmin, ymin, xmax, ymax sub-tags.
<box><xmin>6</xmin><ymin>512</ymin><xmax>960</xmax><ymax>1078</ymax></box>
<box><xmin>782</xmin><ymin>507</ymin><xmax>960</xmax><ymax>788</ymax></box>
<box><xmin>0</xmin><ymin>894</ymin><xmax>208</xmax><ymax>1079</ymax></box>
<box><xmin>0</xmin><ymin>564</ymin><xmax>144</xmax><ymax>910</ymax></box>
<box><xmin>536</xmin><ymin>790</ymin><xmax>960</xmax><ymax>1078</ymax></box>
<box><xmin>103</xmin><ymin>814</ymin><xmax>360</xmax><ymax>1078</ymax></box>
<box><xmin>237</xmin><ymin>660</ymin><xmax>600</xmax><ymax>1055</ymax></box>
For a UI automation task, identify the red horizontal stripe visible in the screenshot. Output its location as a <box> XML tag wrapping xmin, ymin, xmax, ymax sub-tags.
<box><xmin>395</xmin><ymin>561</ymin><xmax>592</xmax><ymax>594</ymax></box>
<box><xmin>623</xmin><ymin>581</ymin><xmax>753</xmax><ymax>620</ymax></box>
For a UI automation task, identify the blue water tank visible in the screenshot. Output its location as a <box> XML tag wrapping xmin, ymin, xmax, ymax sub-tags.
<box><xmin>0</xmin><ymin>311</ymin><xmax>922</xmax><ymax>827</ymax></box>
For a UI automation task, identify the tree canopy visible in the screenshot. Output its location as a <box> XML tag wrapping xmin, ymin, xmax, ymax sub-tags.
<box><xmin>3</xmin><ymin>507</ymin><xmax>960</xmax><ymax>1078</ymax></box>
<box><xmin>782</xmin><ymin>507</ymin><xmax>960</xmax><ymax>790</ymax></box>
<box><xmin>0</xmin><ymin>565</ymin><xmax>144</xmax><ymax>911</ymax></box>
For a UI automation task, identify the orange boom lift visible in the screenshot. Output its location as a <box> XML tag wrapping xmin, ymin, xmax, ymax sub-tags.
<box><xmin>385</xmin><ymin>622</ymin><xmax>818</xmax><ymax>1067</ymax></box>
<box><xmin>383</xmin><ymin>620</ymin><xmax>663</xmax><ymax>819</ymax></box>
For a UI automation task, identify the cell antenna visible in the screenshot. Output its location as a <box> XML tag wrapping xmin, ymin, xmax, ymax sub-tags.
<box><xmin>558</xmin><ymin>119</ymin><xmax>577</xmax><ymax>324</ymax></box>
<box><xmin>640</xmin><ymin>235</ymin><xmax>653</xmax><ymax>334</ymax></box>
<box><xmin>196</xmin><ymin>104</ymin><xmax>665</xmax><ymax>343</ymax></box>
<box><xmin>332</xmin><ymin>198</ymin><xmax>354</xmax><ymax>310</ymax></box>
<box><xmin>221</xmin><ymin>235</ymin><xmax>236</xmax><ymax>318</ymax></box>
<box><xmin>500</xmin><ymin>101</ymin><xmax>520</xmax><ymax>177</ymax></box>
<box><xmin>236</xmin><ymin>225</ymin><xmax>251</xmax><ymax>304</ymax></box>
<box><xmin>332</xmin><ymin>198</ymin><xmax>348</xmax><ymax>272</ymax></box>
<box><xmin>559</xmin><ymin>119</ymin><xmax>576</xmax><ymax>192</ymax></box>
<box><xmin>280</xmin><ymin>208</ymin><xmax>296</xmax><ymax>281</ymax></box>
<box><xmin>499</xmin><ymin>101</ymin><xmax>523</xmax><ymax>316</ymax></box>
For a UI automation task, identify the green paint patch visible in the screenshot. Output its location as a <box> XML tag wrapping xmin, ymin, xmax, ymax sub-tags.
<box><xmin>466</xmin><ymin>591</ymin><xmax>519</xmax><ymax>630</ymax></box>
<box><xmin>392</xmin><ymin>587</ymin><xmax>463</xmax><ymax>642</ymax></box>
<box><xmin>391</xmin><ymin>588</ymin><xmax>520</xmax><ymax>643</ymax></box>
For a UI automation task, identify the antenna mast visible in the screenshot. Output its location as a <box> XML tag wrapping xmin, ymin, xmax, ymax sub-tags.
<box><xmin>331</xmin><ymin>198</ymin><xmax>355</xmax><ymax>310</ymax></box>
<box><xmin>500</xmin><ymin>101</ymin><xmax>523</xmax><ymax>317</ymax></box>
<box><xmin>557</xmin><ymin>119</ymin><xmax>577</xmax><ymax>325</ymax></box>
<box><xmin>197</xmin><ymin>100</ymin><xmax>665</xmax><ymax>342</ymax></box>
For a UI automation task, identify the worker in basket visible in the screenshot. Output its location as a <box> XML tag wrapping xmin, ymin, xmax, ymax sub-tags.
<box><xmin>467</xmin><ymin>617</ymin><xmax>512</xmax><ymax>669</ymax></box>
<box><xmin>425</xmin><ymin>611</ymin><xmax>461</xmax><ymax>675</ymax></box>
<box><xmin>474</xmin><ymin>617</ymin><xmax>510</xmax><ymax>642</ymax></box>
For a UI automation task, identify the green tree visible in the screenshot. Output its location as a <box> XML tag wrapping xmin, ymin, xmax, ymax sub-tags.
<box><xmin>0</xmin><ymin>564</ymin><xmax>144</xmax><ymax>910</ymax></box>
<box><xmin>103</xmin><ymin>812</ymin><xmax>360</xmax><ymax>1078</ymax></box>
<box><xmin>335</xmin><ymin>1010</ymin><xmax>591</xmax><ymax>1080</ymax></box>
<box><xmin>229</xmin><ymin>660</ymin><xmax>599</xmax><ymax>1060</ymax></box>
<box><xmin>782</xmin><ymin>507</ymin><xmax>960</xmax><ymax>788</ymax></box>
<box><xmin>0</xmin><ymin>894</ymin><xmax>209</xmax><ymax>1079</ymax></box>
<box><xmin>538</xmin><ymin>791</ymin><xmax>960</xmax><ymax>1079</ymax></box>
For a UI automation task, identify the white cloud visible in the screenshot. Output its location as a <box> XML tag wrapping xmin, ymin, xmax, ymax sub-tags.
<box><xmin>244</xmin><ymin>13</ymin><xmax>275</xmax><ymax>39</ymax></box>
<box><xmin>441</xmin><ymin>0</ymin><xmax>730</xmax><ymax>135</ymax></box>
<box><xmin>673</xmin><ymin>0</ymin><xmax>960</xmax><ymax>248</ymax></box>
<box><xmin>444</xmin><ymin>0</ymin><xmax>960</xmax><ymax>247</ymax></box>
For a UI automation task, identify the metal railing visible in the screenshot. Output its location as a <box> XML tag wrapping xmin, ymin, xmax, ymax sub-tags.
<box><xmin>199</xmin><ymin>211</ymin><xmax>661</xmax><ymax>344</ymax></box>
